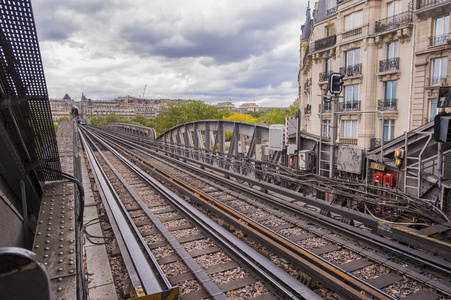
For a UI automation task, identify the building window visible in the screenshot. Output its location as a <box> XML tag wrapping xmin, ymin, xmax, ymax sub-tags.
<box><xmin>387</xmin><ymin>0</ymin><xmax>401</xmax><ymax>17</ymax></box>
<box><xmin>385</xmin><ymin>80</ymin><xmax>397</xmax><ymax>100</ymax></box>
<box><xmin>383</xmin><ymin>120</ymin><xmax>395</xmax><ymax>141</ymax></box>
<box><xmin>433</xmin><ymin>15</ymin><xmax>450</xmax><ymax>45</ymax></box>
<box><xmin>320</xmin><ymin>57</ymin><xmax>333</xmax><ymax>81</ymax></box>
<box><xmin>327</xmin><ymin>0</ymin><xmax>337</xmax><ymax>15</ymax></box>
<box><xmin>344</xmin><ymin>11</ymin><xmax>363</xmax><ymax>31</ymax></box>
<box><xmin>322</xmin><ymin>120</ymin><xmax>331</xmax><ymax>138</ymax></box>
<box><xmin>431</xmin><ymin>57</ymin><xmax>447</xmax><ymax>86</ymax></box>
<box><xmin>386</xmin><ymin>41</ymin><xmax>399</xmax><ymax>59</ymax></box>
<box><xmin>342</xmin><ymin>120</ymin><xmax>358</xmax><ymax>138</ymax></box>
<box><xmin>342</xmin><ymin>48</ymin><xmax>362</xmax><ymax>76</ymax></box>
<box><xmin>344</xmin><ymin>84</ymin><xmax>360</xmax><ymax>110</ymax></box>
<box><xmin>429</xmin><ymin>98</ymin><xmax>438</xmax><ymax>122</ymax></box>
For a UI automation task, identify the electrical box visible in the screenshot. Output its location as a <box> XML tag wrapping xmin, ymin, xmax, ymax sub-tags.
<box><xmin>269</xmin><ymin>124</ymin><xmax>285</xmax><ymax>151</ymax></box>
<box><xmin>287</xmin><ymin>144</ymin><xmax>297</xmax><ymax>155</ymax></box>
<box><xmin>237</xmin><ymin>140</ymin><xmax>246</xmax><ymax>153</ymax></box>
<box><xmin>374</xmin><ymin>172</ymin><xmax>383</xmax><ymax>184</ymax></box>
<box><xmin>298</xmin><ymin>150</ymin><xmax>314</xmax><ymax>171</ymax></box>
<box><xmin>256</xmin><ymin>144</ymin><xmax>267</xmax><ymax>161</ymax></box>
<box><xmin>264</xmin><ymin>147</ymin><xmax>273</xmax><ymax>156</ymax></box>
<box><xmin>383</xmin><ymin>173</ymin><xmax>395</xmax><ymax>187</ymax></box>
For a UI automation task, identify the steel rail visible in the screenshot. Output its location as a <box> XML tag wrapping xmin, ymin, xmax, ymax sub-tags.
<box><xmin>88</xmin><ymin>127</ymin><xmax>396</xmax><ymax>300</ymax></box>
<box><xmin>98</xmin><ymin>127</ymin><xmax>451</xmax><ymax>276</ymax></box>
<box><xmin>84</xmin><ymin>126</ymin><xmax>320</xmax><ymax>300</ymax></box>
<box><xmin>79</xmin><ymin>128</ymin><xmax>172</xmax><ymax>296</ymax></box>
<box><xmin>81</xmin><ymin>127</ymin><xmax>226</xmax><ymax>299</ymax></box>
<box><xmin>122</xmin><ymin>133</ymin><xmax>451</xmax><ymax>296</ymax></box>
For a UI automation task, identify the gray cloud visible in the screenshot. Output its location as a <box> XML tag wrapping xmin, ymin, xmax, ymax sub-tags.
<box><xmin>33</xmin><ymin>0</ymin><xmax>306</xmax><ymax>106</ymax></box>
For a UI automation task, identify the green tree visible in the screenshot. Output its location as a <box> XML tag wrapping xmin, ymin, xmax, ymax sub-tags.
<box><xmin>259</xmin><ymin>108</ymin><xmax>288</xmax><ymax>125</ymax></box>
<box><xmin>155</xmin><ymin>101</ymin><xmax>232</xmax><ymax>135</ymax></box>
<box><xmin>57</xmin><ymin>116</ymin><xmax>71</xmax><ymax>124</ymax></box>
<box><xmin>132</xmin><ymin>114</ymin><xmax>147</xmax><ymax>126</ymax></box>
<box><xmin>289</xmin><ymin>98</ymin><xmax>300</xmax><ymax>118</ymax></box>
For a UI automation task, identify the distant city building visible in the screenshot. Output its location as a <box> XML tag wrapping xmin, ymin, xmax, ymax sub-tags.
<box><xmin>49</xmin><ymin>94</ymin><xmax>77</xmax><ymax>122</ymax></box>
<box><xmin>216</xmin><ymin>101</ymin><xmax>236</xmax><ymax>110</ymax></box>
<box><xmin>80</xmin><ymin>95</ymin><xmax>199</xmax><ymax>123</ymax></box>
<box><xmin>217</xmin><ymin>101</ymin><xmax>288</xmax><ymax>114</ymax></box>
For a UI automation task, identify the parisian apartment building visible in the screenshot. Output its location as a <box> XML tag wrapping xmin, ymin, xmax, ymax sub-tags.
<box><xmin>299</xmin><ymin>0</ymin><xmax>451</xmax><ymax>149</ymax></box>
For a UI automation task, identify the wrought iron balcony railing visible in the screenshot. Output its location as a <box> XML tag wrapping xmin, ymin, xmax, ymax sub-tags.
<box><xmin>375</xmin><ymin>11</ymin><xmax>412</xmax><ymax>33</ymax></box>
<box><xmin>314</xmin><ymin>35</ymin><xmax>336</xmax><ymax>52</ymax></box>
<box><xmin>304</xmin><ymin>77</ymin><xmax>312</xmax><ymax>89</ymax></box>
<box><xmin>319</xmin><ymin>102</ymin><xmax>332</xmax><ymax>113</ymax></box>
<box><xmin>339</xmin><ymin>100</ymin><xmax>361</xmax><ymax>111</ymax></box>
<box><xmin>430</xmin><ymin>75</ymin><xmax>447</xmax><ymax>86</ymax></box>
<box><xmin>416</xmin><ymin>0</ymin><xmax>450</xmax><ymax>10</ymax></box>
<box><xmin>319</xmin><ymin>71</ymin><xmax>333</xmax><ymax>82</ymax></box>
<box><xmin>327</xmin><ymin>6</ymin><xmax>337</xmax><ymax>15</ymax></box>
<box><xmin>429</xmin><ymin>33</ymin><xmax>450</xmax><ymax>46</ymax></box>
<box><xmin>379</xmin><ymin>57</ymin><xmax>400</xmax><ymax>72</ymax></box>
<box><xmin>304</xmin><ymin>104</ymin><xmax>312</xmax><ymax>115</ymax></box>
<box><xmin>378</xmin><ymin>99</ymin><xmax>398</xmax><ymax>111</ymax></box>
<box><xmin>340</xmin><ymin>63</ymin><xmax>362</xmax><ymax>77</ymax></box>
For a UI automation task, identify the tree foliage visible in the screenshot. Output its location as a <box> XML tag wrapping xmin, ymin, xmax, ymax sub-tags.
<box><xmin>289</xmin><ymin>98</ymin><xmax>300</xmax><ymax>118</ymax></box>
<box><xmin>223</xmin><ymin>113</ymin><xmax>257</xmax><ymax>123</ymax></box>
<box><xmin>57</xmin><ymin>116</ymin><xmax>71</xmax><ymax>124</ymax></box>
<box><xmin>154</xmin><ymin>101</ymin><xmax>231</xmax><ymax>135</ymax></box>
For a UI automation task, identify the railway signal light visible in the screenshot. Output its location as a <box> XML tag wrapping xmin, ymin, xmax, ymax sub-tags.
<box><xmin>434</xmin><ymin>113</ymin><xmax>451</xmax><ymax>142</ymax></box>
<box><xmin>437</xmin><ymin>86</ymin><xmax>451</xmax><ymax>108</ymax></box>
<box><xmin>394</xmin><ymin>148</ymin><xmax>404</xmax><ymax>168</ymax></box>
<box><xmin>329</xmin><ymin>73</ymin><xmax>345</xmax><ymax>95</ymax></box>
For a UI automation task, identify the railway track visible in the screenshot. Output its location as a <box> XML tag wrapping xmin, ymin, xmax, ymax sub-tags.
<box><xmin>82</xmin><ymin>125</ymin><xmax>451</xmax><ymax>300</ymax></box>
<box><xmin>80</xmin><ymin>127</ymin><xmax>319</xmax><ymax>299</ymax></box>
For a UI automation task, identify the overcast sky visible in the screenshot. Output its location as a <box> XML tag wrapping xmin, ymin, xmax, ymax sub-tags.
<box><xmin>33</xmin><ymin>0</ymin><xmax>306</xmax><ymax>107</ymax></box>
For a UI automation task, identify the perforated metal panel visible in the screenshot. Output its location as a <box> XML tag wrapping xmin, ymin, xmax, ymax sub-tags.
<box><xmin>0</xmin><ymin>0</ymin><xmax>61</xmax><ymax>181</ymax></box>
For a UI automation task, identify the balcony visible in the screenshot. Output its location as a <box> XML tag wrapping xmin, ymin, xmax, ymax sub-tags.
<box><xmin>319</xmin><ymin>102</ymin><xmax>332</xmax><ymax>113</ymax></box>
<box><xmin>304</xmin><ymin>104</ymin><xmax>312</xmax><ymax>115</ymax></box>
<box><xmin>379</xmin><ymin>57</ymin><xmax>400</xmax><ymax>72</ymax></box>
<box><xmin>313</xmin><ymin>35</ymin><xmax>336</xmax><ymax>52</ymax></box>
<box><xmin>319</xmin><ymin>71</ymin><xmax>333</xmax><ymax>82</ymax></box>
<box><xmin>304</xmin><ymin>78</ymin><xmax>312</xmax><ymax>90</ymax></box>
<box><xmin>415</xmin><ymin>0</ymin><xmax>451</xmax><ymax>20</ymax></box>
<box><xmin>339</xmin><ymin>100</ymin><xmax>361</xmax><ymax>111</ymax></box>
<box><xmin>429</xmin><ymin>33</ymin><xmax>450</xmax><ymax>46</ymax></box>
<box><xmin>327</xmin><ymin>6</ymin><xmax>337</xmax><ymax>15</ymax></box>
<box><xmin>375</xmin><ymin>11</ymin><xmax>412</xmax><ymax>33</ymax></box>
<box><xmin>417</xmin><ymin>0</ymin><xmax>450</xmax><ymax>9</ymax></box>
<box><xmin>339</xmin><ymin>137</ymin><xmax>358</xmax><ymax>145</ymax></box>
<box><xmin>429</xmin><ymin>75</ymin><xmax>447</xmax><ymax>86</ymax></box>
<box><xmin>378</xmin><ymin>99</ymin><xmax>398</xmax><ymax>111</ymax></box>
<box><xmin>342</xmin><ymin>27</ymin><xmax>362</xmax><ymax>40</ymax></box>
<box><xmin>340</xmin><ymin>64</ymin><xmax>362</xmax><ymax>77</ymax></box>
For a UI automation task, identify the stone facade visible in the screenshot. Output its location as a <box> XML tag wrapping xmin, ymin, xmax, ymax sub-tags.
<box><xmin>299</xmin><ymin>0</ymin><xmax>451</xmax><ymax>149</ymax></box>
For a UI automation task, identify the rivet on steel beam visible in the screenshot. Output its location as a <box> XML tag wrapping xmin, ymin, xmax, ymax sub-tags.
<box><xmin>45</xmin><ymin>247</ymin><xmax>49</xmax><ymax>251</ymax></box>
<box><xmin>34</xmin><ymin>245</ymin><xmax>39</xmax><ymax>249</ymax></box>
<box><xmin>44</xmin><ymin>255</ymin><xmax>48</xmax><ymax>258</ymax></box>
